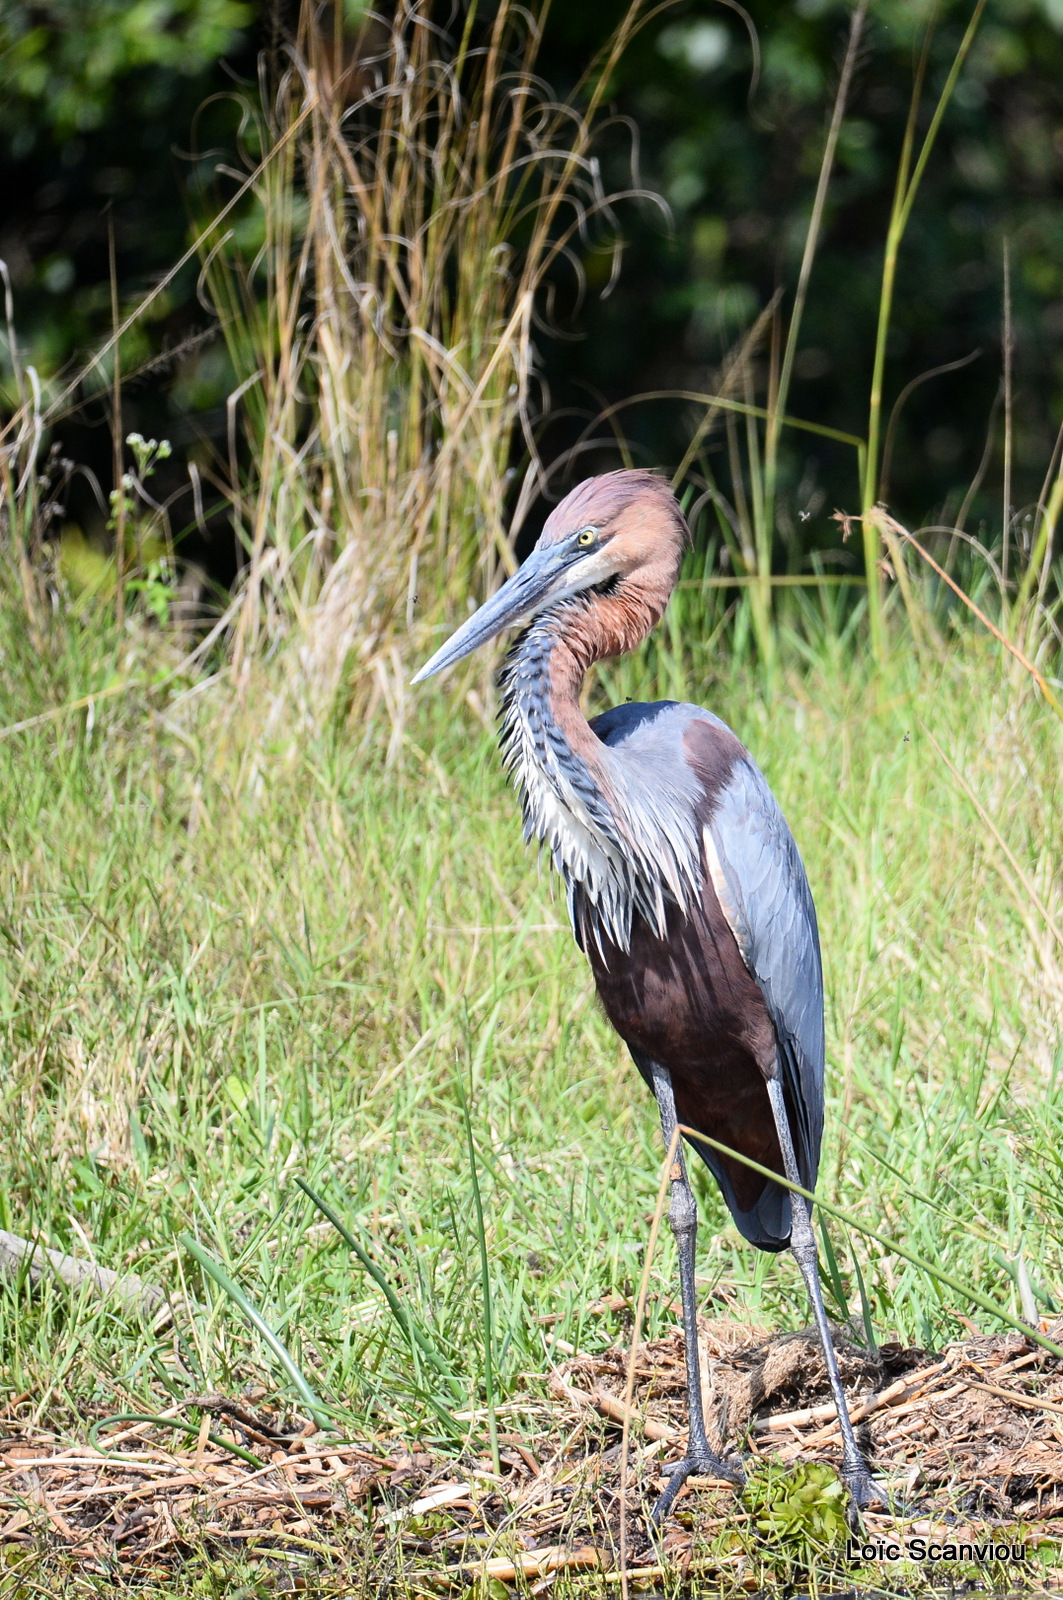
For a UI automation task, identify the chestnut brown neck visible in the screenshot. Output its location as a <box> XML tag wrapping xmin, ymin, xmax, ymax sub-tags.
<box><xmin>546</xmin><ymin>580</ymin><xmax>669</xmax><ymax>697</ymax></box>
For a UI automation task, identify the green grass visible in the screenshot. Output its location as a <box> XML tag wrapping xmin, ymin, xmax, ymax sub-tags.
<box><xmin>0</xmin><ymin>572</ymin><xmax>1061</xmax><ymax>1591</ymax></box>
<box><xmin>3</xmin><ymin>4</ymin><xmax>1062</xmax><ymax>1592</ymax></box>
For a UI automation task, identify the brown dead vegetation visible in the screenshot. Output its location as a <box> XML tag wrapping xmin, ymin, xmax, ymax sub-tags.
<box><xmin>3</xmin><ymin>1317</ymin><xmax>1063</xmax><ymax>1585</ymax></box>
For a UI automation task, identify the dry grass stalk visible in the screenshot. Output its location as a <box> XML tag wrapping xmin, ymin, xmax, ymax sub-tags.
<box><xmin>193</xmin><ymin>0</ymin><xmax>646</xmax><ymax>718</ymax></box>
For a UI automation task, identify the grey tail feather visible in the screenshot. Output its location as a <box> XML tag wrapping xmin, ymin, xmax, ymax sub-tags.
<box><xmin>628</xmin><ymin>1045</ymin><xmax>792</xmax><ymax>1253</ymax></box>
<box><xmin>685</xmin><ymin>1135</ymin><xmax>791</xmax><ymax>1253</ymax></box>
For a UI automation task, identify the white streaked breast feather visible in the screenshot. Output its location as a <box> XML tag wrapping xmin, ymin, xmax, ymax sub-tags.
<box><xmin>502</xmin><ymin>677</ymin><xmax>703</xmax><ymax>951</ymax></box>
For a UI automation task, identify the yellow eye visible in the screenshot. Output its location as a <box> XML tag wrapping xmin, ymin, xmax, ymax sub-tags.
<box><xmin>577</xmin><ymin>527</ymin><xmax>596</xmax><ymax>547</ymax></box>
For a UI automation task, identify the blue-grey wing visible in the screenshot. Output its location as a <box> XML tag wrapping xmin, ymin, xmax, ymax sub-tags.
<box><xmin>692</xmin><ymin>727</ymin><xmax>825</xmax><ymax>1191</ymax></box>
<box><xmin>591</xmin><ymin>700</ymin><xmax>825</xmax><ymax>1192</ymax></box>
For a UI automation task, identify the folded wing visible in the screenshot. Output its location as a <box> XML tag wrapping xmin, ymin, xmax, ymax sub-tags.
<box><xmin>690</xmin><ymin>718</ymin><xmax>825</xmax><ymax>1196</ymax></box>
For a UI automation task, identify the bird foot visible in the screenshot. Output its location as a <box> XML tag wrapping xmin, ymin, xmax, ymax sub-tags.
<box><xmin>840</xmin><ymin>1458</ymin><xmax>890</xmax><ymax>1532</ymax></box>
<box><xmin>650</xmin><ymin>1451</ymin><xmax>745</xmax><ymax>1526</ymax></box>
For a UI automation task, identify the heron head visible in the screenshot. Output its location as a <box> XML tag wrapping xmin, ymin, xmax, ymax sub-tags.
<box><xmin>412</xmin><ymin>470</ymin><xmax>689</xmax><ymax>683</ymax></box>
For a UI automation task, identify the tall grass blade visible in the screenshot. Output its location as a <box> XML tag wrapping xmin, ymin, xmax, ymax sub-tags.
<box><xmin>762</xmin><ymin>0</ymin><xmax>868</xmax><ymax>624</ymax></box>
<box><xmin>294</xmin><ymin>1176</ymin><xmax>464</xmax><ymax>1416</ymax></box>
<box><xmin>674</xmin><ymin>1125</ymin><xmax>1063</xmax><ymax>1360</ymax></box>
<box><xmin>849</xmin><ymin>1241</ymin><xmax>879</xmax><ymax>1357</ymax></box>
<box><xmin>180</xmin><ymin>1233</ymin><xmax>332</xmax><ymax>1427</ymax></box>
<box><xmin>89</xmin><ymin>1412</ymin><xmax>265</xmax><ymax>1469</ymax></box>
<box><xmin>862</xmin><ymin>0</ymin><xmax>989</xmax><ymax>659</ymax></box>
<box><xmin>455</xmin><ymin>1071</ymin><xmax>501</xmax><ymax>1475</ymax></box>
<box><xmin>872</xmin><ymin>510</ymin><xmax>1063</xmax><ymax>724</ymax></box>
<box><xmin>817</xmin><ymin>1213</ymin><xmax>850</xmax><ymax>1326</ymax></box>
<box><xmin>1014</xmin><ymin>457</ymin><xmax>1063</xmax><ymax>636</ymax></box>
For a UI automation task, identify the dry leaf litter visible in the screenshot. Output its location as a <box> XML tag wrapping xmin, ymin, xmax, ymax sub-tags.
<box><xmin>3</xmin><ymin>1311</ymin><xmax>1063</xmax><ymax>1584</ymax></box>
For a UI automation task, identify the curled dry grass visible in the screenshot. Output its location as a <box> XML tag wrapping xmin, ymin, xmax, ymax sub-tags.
<box><xmin>1</xmin><ymin>0</ymin><xmax>650</xmax><ymax>720</ymax></box>
<box><xmin>190</xmin><ymin>0</ymin><xmax>650</xmax><ymax>714</ymax></box>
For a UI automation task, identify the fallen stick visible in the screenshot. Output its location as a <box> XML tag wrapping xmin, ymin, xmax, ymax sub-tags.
<box><xmin>1</xmin><ymin>1454</ymin><xmax>189</xmax><ymax>1473</ymax></box>
<box><xmin>589</xmin><ymin>1387</ymin><xmax>681</xmax><ymax>1444</ymax></box>
<box><xmin>549</xmin><ymin>1369</ymin><xmax>684</xmax><ymax>1446</ymax></box>
<box><xmin>473</xmin><ymin>1546</ymin><xmax>609</xmax><ymax>1581</ymax></box>
<box><xmin>754</xmin><ymin>1358</ymin><xmax>952</xmax><ymax>1435</ymax></box>
<box><xmin>0</xmin><ymin>1229</ymin><xmax>170</xmax><ymax>1322</ymax></box>
<box><xmin>599</xmin><ymin>1554</ymin><xmax>746</xmax><ymax>1584</ymax></box>
<box><xmin>959</xmin><ymin>1373</ymin><xmax>1063</xmax><ymax>1419</ymax></box>
<box><xmin>984</xmin><ymin>1347</ymin><xmax>1048</xmax><ymax>1378</ymax></box>
<box><xmin>778</xmin><ymin>1379</ymin><xmax>969</xmax><ymax>1459</ymax></box>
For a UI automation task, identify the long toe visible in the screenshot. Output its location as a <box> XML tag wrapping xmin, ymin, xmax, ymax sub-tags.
<box><xmin>693</xmin><ymin>1451</ymin><xmax>745</xmax><ymax>1488</ymax></box>
<box><xmin>841</xmin><ymin>1463</ymin><xmax>888</xmax><ymax>1531</ymax></box>
<box><xmin>650</xmin><ymin>1452</ymin><xmax>744</xmax><ymax>1526</ymax></box>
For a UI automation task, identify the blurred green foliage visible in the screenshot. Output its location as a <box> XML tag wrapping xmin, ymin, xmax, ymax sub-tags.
<box><xmin>0</xmin><ymin>0</ymin><xmax>256</xmax><ymax>575</ymax></box>
<box><xmin>537</xmin><ymin>0</ymin><xmax>1063</xmax><ymax>540</ymax></box>
<box><xmin>0</xmin><ymin>1</ymin><xmax>251</xmax><ymax>147</ymax></box>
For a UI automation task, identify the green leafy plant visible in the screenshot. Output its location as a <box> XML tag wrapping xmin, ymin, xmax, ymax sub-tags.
<box><xmin>742</xmin><ymin>1461</ymin><xmax>850</xmax><ymax>1566</ymax></box>
<box><xmin>0</xmin><ymin>0</ymin><xmax>251</xmax><ymax>144</ymax></box>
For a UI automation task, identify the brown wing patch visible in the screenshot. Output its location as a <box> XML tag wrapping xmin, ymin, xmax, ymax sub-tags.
<box><xmin>588</xmin><ymin>876</ymin><xmax>783</xmax><ymax>1216</ymax></box>
<box><xmin>673</xmin><ymin>1067</ymin><xmax>783</xmax><ymax>1213</ymax></box>
<box><xmin>682</xmin><ymin>717</ymin><xmax>747</xmax><ymax>809</ymax></box>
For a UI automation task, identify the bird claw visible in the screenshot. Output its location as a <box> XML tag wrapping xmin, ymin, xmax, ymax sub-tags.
<box><xmin>650</xmin><ymin>1451</ymin><xmax>745</xmax><ymax>1526</ymax></box>
<box><xmin>840</xmin><ymin>1460</ymin><xmax>891</xmax><ymax>1532</ymax></box>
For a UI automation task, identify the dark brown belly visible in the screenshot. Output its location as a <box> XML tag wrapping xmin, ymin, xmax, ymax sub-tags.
<box><xmin>587</xmin><ymin>889</ymin><xmax>783</xmax><ymax>1214</ymax></box>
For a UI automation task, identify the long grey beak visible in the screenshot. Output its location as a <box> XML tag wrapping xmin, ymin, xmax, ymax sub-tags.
<box><xmin>411</xmin><ymin>543</ymin><xmax>567</xmax><ymax>684</ymax></box>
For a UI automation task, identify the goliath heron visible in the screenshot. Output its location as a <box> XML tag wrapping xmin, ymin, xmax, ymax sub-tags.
<box><xmin>413</xmin><ymin>470</ymin><xmax>878</xmax><ymax>1523</ymax></box>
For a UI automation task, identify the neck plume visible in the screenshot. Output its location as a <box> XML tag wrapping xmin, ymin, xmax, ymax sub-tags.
<box><xmin>498</xmin><ymin>597</ymin><xmax>701</xmax><ymax>953</ymax></box>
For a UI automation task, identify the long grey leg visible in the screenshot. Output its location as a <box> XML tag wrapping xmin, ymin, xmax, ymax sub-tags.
<box><xmin>765</xmin><ymin>1075</ymin><xmax>881</xmax><ymax>1520</ymax></box>
<box><xmin>648</xmin><ymin>1060</ymin><xmax>744</xmax><ymax>1525</ymax></box>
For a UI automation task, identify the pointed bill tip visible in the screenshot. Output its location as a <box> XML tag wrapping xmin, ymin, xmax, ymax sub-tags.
<box><xmin>411</xmin><ymin>641</ymin><xmax>458</xmax><ymax>684</ymax></box>
<box><xmin>409</xmin><ymin>544</ymin><xmax>565</xmax><ymax>689</ymax></box>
